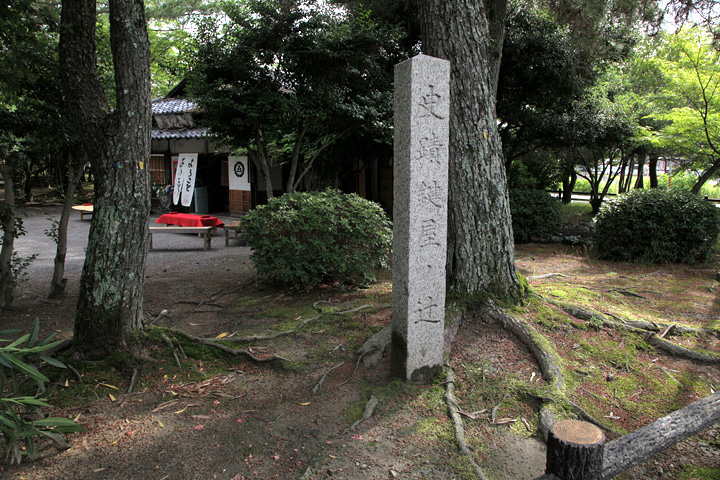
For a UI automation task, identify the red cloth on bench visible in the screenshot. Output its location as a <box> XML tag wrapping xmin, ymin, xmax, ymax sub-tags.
<box><xmin>156</xmin><ymin>213</ymin><xmax>224</xmax><ymax>228</ymax></box>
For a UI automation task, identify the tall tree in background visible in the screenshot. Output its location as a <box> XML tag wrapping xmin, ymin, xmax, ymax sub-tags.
<box><xmin>652</xmin><ymin>28</ymin><xmax>720</xmax><ymax>193</ymax></box>
<box><xmin>498</xmin><ymin>5</ymin><xmax>597</xmax><ymax>192</ymax></box>
<box><xmin>191</xmin><ymin>0</ymin><xmax>401</xmax><ymax>196</ymax></box>
<box><xmin>0</xmin><ymin>0</ymin><xmax>62</xmax><ymax>307</ymax></box>
<box><xmin>415</xmin><ymin>0</ymin><xmax>522</xmax><ymax>300</ymax></box>
<box><xmin>145</xmin><ymin>0</ymin><xmax>222</xmax><ymax>96</ymax></box>
<box><xmin>60</xmin><ymin>0</ymin><xmax>152</xmax><ymax>353</ymax></box>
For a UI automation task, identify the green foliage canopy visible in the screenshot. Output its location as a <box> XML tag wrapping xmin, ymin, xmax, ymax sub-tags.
<box><xmin>189</xmin><ymin>0</ymin><xmax>403</xmax><ymax>194</ymax></box>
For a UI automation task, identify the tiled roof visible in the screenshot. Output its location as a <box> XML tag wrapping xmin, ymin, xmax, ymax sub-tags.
<box><xmin>152</xmin><ymin>127</ymin><xmax>209</xmax><ymax>140</ymax></box>
<box><xmin>152</xmin><ymin>98</ymin><xmax>200</xmax><ymax>115</ymax></box>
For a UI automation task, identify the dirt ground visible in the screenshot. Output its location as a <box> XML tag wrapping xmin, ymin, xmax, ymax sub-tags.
<box><xmin>1</xmin><ymin>205</ymin><xmax>719</xmax><ymax>479</ymax></box>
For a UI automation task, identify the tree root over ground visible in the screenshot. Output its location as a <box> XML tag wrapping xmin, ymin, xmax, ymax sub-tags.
<box><xmin>476</xmin><ymin>301</ymin><xmax>619</xmax><ymax>438</ymax></box>
<box><xmin>444</xmin><ymin>363</ymin><xmax>490</xmax><ymax>480</ymax></box>
<box><xmin>197</xmin><ymin>303</ymin><xmax>390</xmax><ymax>344</ymax></box>
<box><xmin>549</xmin><ymin>299</ymin><xmax>720</xmax><ymax>364</ymax></box>
<box><xmin>173</xmin><ymin>303</ymin><xmax>390</xmax><ymax>364</ymax></box>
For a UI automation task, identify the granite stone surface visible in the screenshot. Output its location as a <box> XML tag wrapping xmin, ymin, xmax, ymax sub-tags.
<box><xmin>391</xmin><ymin>54</ymin><xmax>450</xmax><ymax>382</ymax></box>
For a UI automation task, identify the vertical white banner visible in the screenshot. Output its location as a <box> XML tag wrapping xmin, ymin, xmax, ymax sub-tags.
<box><xmin>178</xmin><ymin>153</ymin><xmax>198</xmax><ymax>207</ymax></box>
<box><xmin>229</xmin><ymin>156</ymin><xmax>251</xmax><ymax>191</ymax></box>
<box><xmin>172</xmin><ymin>156</ymin><xmax>185</xmax><ymax>205</ymax></box>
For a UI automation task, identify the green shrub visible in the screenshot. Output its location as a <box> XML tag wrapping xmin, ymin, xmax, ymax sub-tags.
<box><xmin>595</xmin><ymin>189</ymin><xmax>720</xmax><ymax>264</ymax></box>
<box><xmin>1</xmin><ymin>319</ymin><xmax>84</xmax><ymax>464</ymax></box>
<box><xmin>509</xmin><ymin>189</ymin><xmax>563</xmax><ymax>242</ymax></box>
<box><xmin>241</xmin><ymin>189</ymin><xmax>392</xmax><ymax>288</ymax></box>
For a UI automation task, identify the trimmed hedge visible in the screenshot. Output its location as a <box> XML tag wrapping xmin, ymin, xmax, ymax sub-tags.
<box><xmin>241</xmin><ymin>189</ymin><xmax>392</xmax><ymax>289</ymax></box>
<box><xmin>509</xmin><ymin>189</ymin><xmax>563</xmax><ymax>242</ymax></box>
<box><xmin>594</xmin><ymin>189</ymin><xmax>720</xmax><ymax>264</ymax></box>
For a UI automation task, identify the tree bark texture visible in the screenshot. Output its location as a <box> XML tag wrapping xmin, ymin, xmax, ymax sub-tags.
<box><xmin>0</xmin><ymin>165</ymin><xmax>17</xmax><ymax>308</ymax></box>
<box><xmin>63</xmin><ymin>0</ymin><xmax>152</xmax><ymax>351</ymax></box>
<box><xmin>59</xmin><ymin>0</ymin><xmax>109</xmax><ymax>157</ymax></box>
<box><xmin>415</xmin><ymin>0</ymin><xmax>520</xmax><ymax>299</ymax></box>
<box><xmin>546</xmin><ymin>420</ymin><xmax>605</xmax><ymax>480</ymax></box>
<box><xmin>602</xmin><ymin>391</ymin><xmax>720</xmax><ymax>479</ymax></box>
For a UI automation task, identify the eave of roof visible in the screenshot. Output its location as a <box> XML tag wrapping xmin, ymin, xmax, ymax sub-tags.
<box><xmin>152</xmin><ymin>98</ymin><xmax>200</xmax><ymax>115</ymax></box>
<box><xmin>151</xmin><ymin>127</ymin><xmax>209</xmax><ymax>140</ymax></box>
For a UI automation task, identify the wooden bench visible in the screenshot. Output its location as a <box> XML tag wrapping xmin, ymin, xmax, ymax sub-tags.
<box><xmin>149</xmin><ymin>226</ymin><xmax>213</xmax><ymax>251</ymax></box>
<box><xmin>223</xmin><ymin>221</ymin><xmax>247</xmax><ymax>246</ymax></box>
<box><xmin>72</xmin><ymin>205</ymin><xmax>93</xmax><ymax>220</ymax></box>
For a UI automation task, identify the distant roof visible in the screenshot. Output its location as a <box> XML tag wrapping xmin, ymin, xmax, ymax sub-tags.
<box><xmin>152</xmin><ymin>98</ymin><xmax>200</xmax><ymax>115</ymax></box>
<box><xmin>151</xmin><ymin>127</ymin><xmax>209</xmax><ymax>140</ymax></box>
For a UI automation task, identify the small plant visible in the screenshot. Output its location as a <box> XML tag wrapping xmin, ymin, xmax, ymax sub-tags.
<box><xmin>1</xmin><ymin>209</ymin><xmax>37</xmax><ymax>285</ymax></box>
<box><xmin>10</xmin><ymin>251</ymin><xmax>37</xmax><ymax>285</ymax></box>
<box><xmin>509</xmin><ymin>189</ymin><xmax>563</xmax><ymax>242</ymax></box>
<box><xmin>241</xmin><ymin>189</ymin><xmax>392</xmax><ymax>289</ymax></box>
<box><xmin>0</xmin><ymin>319</ymin><xmax>84</xmax><ymax>464</ymax></box>
<box><xmin>44</xmin><ymin>216</ymin><xmax>59</xmax><ymax>244</ymax></box>
<box><xmin>595</xmin><ymin>189</ymin><xmax>720</xmax><ymax>264</ymax></box>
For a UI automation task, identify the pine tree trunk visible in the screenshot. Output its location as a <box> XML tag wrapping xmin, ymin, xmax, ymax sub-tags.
<box><xmin>416</xmin><ymin>0</ymin><xmax>520</xmax><ymax>300</ymax></box>
<box><xmin>62</xmin><ymin>0</ymin><xmax>152</xmax><ymax>352</ymax></box>
<box><xmin>0</xmin><ymin>164</ymin><xmax>16</xmax><ymax>308</ymax></box>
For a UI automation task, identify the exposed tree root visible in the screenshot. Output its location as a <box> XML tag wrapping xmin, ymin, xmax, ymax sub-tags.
<box><xmin>200</xmin><ymin>304</ymin><xmax>389</xmax><ymax>344</ymax></box>
<box><xmin>356</xmin><ymin>325</ymin><xmax>391</xmax><ymax>367</ymax></box>
<box><xmin>551</xmin><ymin>298</ymin><xmax>719</xmax><ymax>337</ymax></box>
<box><xmin>312</xmin><ymin>362</ymin><xmax>344</xmax><ymax>394</ymax></box>
<box><xmin>128</xmin><ymin>368</ymin><xmax>138</xmax><ymax>394</ymax></box>
<box><xmin>479</xmin><ymin>301</ymin><xmax>564</xmax><ymax>391</ymax></box>
<box><xmin>444</xmin><ymin>364</ymin><xmax>490</xmax><ymax>480</ymax></box>
<box><xmin>546</xmin><ymin>299</ymin><xmax>720</xmax><ymax>363</ymax></box>
<box><xmin>527</xmin><ymin>273</ymin><xmax>566</xmax><ymax>282</ymax></box>
<box><xmin>189</xmin><ymin>336</ymin><xmax>291</xmax><ymax>363</ymax></box>
<box><xmin>646</xmin><ymin>333</ymin><xmax>720</xmax><ymax>364</ymax></box>
<box><xmin>348</xmin><ymin>395</ymin><xmax>378</xmax><ymax>432</ymax></box>
<box><xmin>477</xmin><ymin>301</ymin><xmax>622</xmax><ymax>438</ymax></box>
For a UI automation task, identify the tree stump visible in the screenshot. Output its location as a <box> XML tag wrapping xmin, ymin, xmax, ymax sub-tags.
<box><xmin>545</xmin><ymin>419</ymin><xmax>605</xmax><ymax>480</ymax></box>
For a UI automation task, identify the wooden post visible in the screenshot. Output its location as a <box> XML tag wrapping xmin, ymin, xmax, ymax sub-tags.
<box><xmin>546</xmin><ymin>420</ymin><xmax>605</xmax><ymax>480</ymax></box>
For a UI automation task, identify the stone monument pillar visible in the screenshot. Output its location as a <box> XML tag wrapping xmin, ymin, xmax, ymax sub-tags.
<box><xmin>391</xmin><ymin>54</ymin><xmax>450</xmax><ymax>383</ymax></box>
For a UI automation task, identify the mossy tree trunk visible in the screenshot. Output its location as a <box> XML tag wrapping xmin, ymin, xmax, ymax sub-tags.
<box><xmin>60</xmin><ymin>0</ymin><xmax>152</xmax><ymax>352</ymax></box>
<box><xmin>415</xmin><ymin>0</ymin><xmax>521</xmax><ymax>301</ymax></box>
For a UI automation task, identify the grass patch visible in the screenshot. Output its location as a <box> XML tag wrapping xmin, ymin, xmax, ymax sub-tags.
<box><xmin>561</xmin><ymin>202</ymin><xmax>594</xmax><ymax>223</ymax></box>
<box><xmin>676</xmin><ymin>466</ymin><xmax>720</xmax><ymax>480</ymax></box>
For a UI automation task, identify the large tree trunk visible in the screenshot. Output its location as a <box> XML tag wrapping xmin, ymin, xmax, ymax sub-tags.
<box><xmin>0</xmin><ymin>164</ymin><xmax>17</xmax><ymax>308</ymax></box>
<box><xmin>416</xmin><ymin>0</ymin><xmax>521</xmax><ymax>300</ymax></box>
<box><xmin>649</xmin><ymin>154</ymin><xmax>658</xmax><ymax>188</ymax></box>
<box><xmin>49</xmin><ymin>160</ymin><xmax>84</xmax><ymax>299</ymax></box>
<box><xmin>62</xmin><ymin>0</ymin><xmax>152</xmax><ymax>353</ymax></box>
<box><xmin>561</xmin><ymin>170</ymin><xmax>577</xmax><ymax>204</ymax></box>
